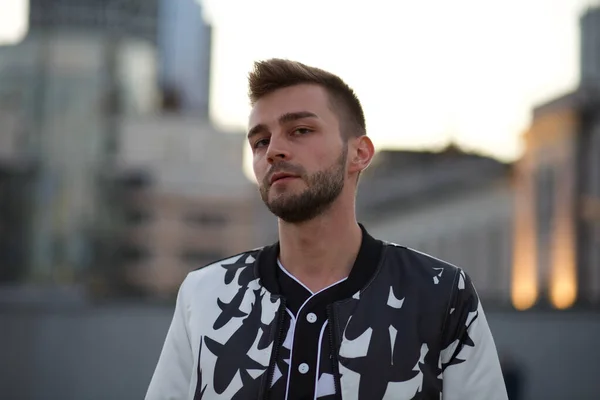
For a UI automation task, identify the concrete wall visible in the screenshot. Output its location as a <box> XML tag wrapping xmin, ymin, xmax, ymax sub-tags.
<box><xmin>1</xmin><ymin>305</ymin><xmax>598</xmax><ymax>400</ymax></box>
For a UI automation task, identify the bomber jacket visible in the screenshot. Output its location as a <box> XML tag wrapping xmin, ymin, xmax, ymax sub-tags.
<box><xmin>145</xmin><ymin>226</ymin><xmax>508</xmax><ymax>400</ymax></box>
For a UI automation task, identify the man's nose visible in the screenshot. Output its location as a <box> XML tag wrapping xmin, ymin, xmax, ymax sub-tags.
<box><xmin>265</xmin><ymin>135</ymin><xmax>291</xmax><ymax>164</ymax></box>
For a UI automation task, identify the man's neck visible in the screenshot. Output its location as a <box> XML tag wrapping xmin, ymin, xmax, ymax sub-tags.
<box><xmin>277</xmin><ymin>206</ymin><xmax>362</xmax><ymax>293</ymax></box>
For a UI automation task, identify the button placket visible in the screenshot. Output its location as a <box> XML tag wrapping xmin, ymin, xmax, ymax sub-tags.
<box><xmin>298</xmin><ymin>363</ymin><xmax>310</xmax><ymax>374</ymax></box>
<box><xmin>306</xmin><ymin>312</ymin><xmax>318</xmax><ymax>323</ymax></box>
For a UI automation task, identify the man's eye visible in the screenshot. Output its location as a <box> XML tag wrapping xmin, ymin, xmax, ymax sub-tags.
<box><xmin>293</xmin><ymin>128</ymin><xmax>312</xmax><ymax>135</ymax></box>
<box><xmin>254</xmin><ymin>138</ymin><xmax>269</xmax><ymax>149</ymax></box>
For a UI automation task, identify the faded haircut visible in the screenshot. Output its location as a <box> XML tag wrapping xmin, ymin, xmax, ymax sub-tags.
<box><xmin>248</xmin><ymin>58</ymin><xmax>366</xmax><ymax>139</ymax></box>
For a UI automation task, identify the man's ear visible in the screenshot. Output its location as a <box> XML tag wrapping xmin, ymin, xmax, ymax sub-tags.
<box><xmin>348</xmin><ymin>135</ymin><xmax>375</xmax><ymax>175</ymax></box>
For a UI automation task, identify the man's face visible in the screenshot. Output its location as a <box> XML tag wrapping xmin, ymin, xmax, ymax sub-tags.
<box><xmin>248</xmin><ymin>84</ymin><xmax>348</xmax><ymax>223</ymax></box>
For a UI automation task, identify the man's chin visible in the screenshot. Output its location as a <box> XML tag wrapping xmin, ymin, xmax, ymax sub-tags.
<box><xmin>266</xmin><ymin>199</ymin><xmax>302</xmax><ymax>219</ymax></box>
<box><xmin>271</xmin><ymin>209</ymin><xmax>315</xmax><ymax>224</ymax></box>
<box><xmin>266</xmin><ymin>200</ymin><xmax>328</xmax><ymax>224</ymax></box>
<box><xmin>268</xmin><ymin>186</ymin><xmax>303</xmax><ymax>203</ymax></box>
<box><xmin>269</xmin><ymin>179</ymin><xmax>303</xmax><ymax>194</ymax></box>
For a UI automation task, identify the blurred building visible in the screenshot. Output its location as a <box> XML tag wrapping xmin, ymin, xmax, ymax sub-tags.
<box><xmin>106</xmin><ymin>115</ymin><xmax>268</xmax><ymax>298</ymax></box>
<box><xmin>357</xmin><ymin>146</ymin><xmax>514</xmax><ymax>305</ymax></box>
<box><xmin>158</xmin><ymin>0</ymin><xmax>212</xmax><ymax>116</ymax></box>
<box><xmin>511</xmin><ymin>5</ymin><xmax>600</xmax><ymax>311</ymax></box>
<box><xmin>0</xmin><ymin>108</ymin><xmax>31</xmax><ymax>283</ymax></box>
<box><xmin>581</xmin><ymin>5</ymin><xmax>600</xmax><ymax>89</ymax></box>
<box><xmin>578</xmin><ymin>4</ymin><xmax>600</xmax><ymax>309</ymax></box>
<box><xmin>0</xmin><ymin>1</ymin><xmax>162</xmax><ymax>287</ymax></box>
<box><xmin>512</xmin><ymin>87</ymin><xmax>600</xmax><ymax>311</ymax></box>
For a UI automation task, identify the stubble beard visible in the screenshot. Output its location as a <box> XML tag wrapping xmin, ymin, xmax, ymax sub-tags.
<box><xmin>260</xmin><ymin>149</ymin><xmax>347</xmax><ymax>224</ymax></box>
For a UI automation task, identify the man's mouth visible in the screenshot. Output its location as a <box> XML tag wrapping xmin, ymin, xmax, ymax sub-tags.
<box><xmin>270</xmin><ymin>172</ymin><xmax>299</xmax><ymax>185</ymax></box>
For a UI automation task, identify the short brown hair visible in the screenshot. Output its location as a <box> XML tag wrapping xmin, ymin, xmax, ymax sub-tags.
<box><xmin>248</xmin><ymin>58</ymin><xmax>366</xmax><ymax>139</ymax></box>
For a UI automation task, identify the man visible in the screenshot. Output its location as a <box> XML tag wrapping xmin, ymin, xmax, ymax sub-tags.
<box><xmin>145</xmin><ymin>59</ymin><xmax>508</xmax><ymax>400</ymax></box>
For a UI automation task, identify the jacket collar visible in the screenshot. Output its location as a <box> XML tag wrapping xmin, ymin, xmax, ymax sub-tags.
<box><xmin>253</xmin><ymin>223</ymin><xmax>384</xmax><ymax>298</ymax></box>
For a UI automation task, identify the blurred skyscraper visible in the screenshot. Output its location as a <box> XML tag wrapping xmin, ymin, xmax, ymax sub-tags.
<box><xmin>158</xmin><ymin>0</ymin><xmax>212</xmax><ymax>116</ymax></box>
<box><xmin>576</xmin><ymin>5</ymin><xmax>600</xmax><ymax>308</ymax></box>
<box><xmin>581</xmin><ymin>5</ymin><xmax>600</xmax><ymax>88</ymax></box>
<box><xmin>0</xmin><ymin>1</ymin><xmax>161</xmax><ymax>289</ymax></box>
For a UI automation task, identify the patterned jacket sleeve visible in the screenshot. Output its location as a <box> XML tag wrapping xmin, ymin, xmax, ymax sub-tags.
<box><xmin>440</xmin><ymin>268</ymin><xmax>508</xmax><ymax>400</ymax></box>
<box><xmin>145</xmin><ymin>275</ymin><xmax>195</xmax><ymax>400</ymax></box>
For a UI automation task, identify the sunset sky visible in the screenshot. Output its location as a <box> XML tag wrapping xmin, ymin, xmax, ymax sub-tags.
<box><xmin>202</xmin><ymin>0</ymin><xmax>597</xmax><ymax>167</ymax></box>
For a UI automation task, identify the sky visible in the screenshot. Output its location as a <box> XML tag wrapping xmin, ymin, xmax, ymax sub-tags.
<box><xmin>0</xmin><ymin>1</ymin><xmax>28</xmax><ymax>45</ymax></box>
<box><xmin>0</xmin><ymin>0</ymin><xmax>597</xmax><ymax>165</ymax></box>
<box><xmin>201</xmin><ymin>0</ymin><xmax>598</xmax><ymax>166</ymax></box>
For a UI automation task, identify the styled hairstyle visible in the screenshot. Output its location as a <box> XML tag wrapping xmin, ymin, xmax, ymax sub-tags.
<box><xmin>248</xmin><ymin>58</ymin><xmax>366</xmax><ymax>139</ymax></box>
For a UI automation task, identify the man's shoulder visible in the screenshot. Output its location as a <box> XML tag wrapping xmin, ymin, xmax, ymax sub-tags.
<box><xmin>380</xmin><ymin>240</ymin><xmax>463</xmax><ymax>285</ymax></box>
<box><xmin>196</xmin><ymin>247</ymin><xmax>263</xmax><ymax>271</ymax></box>
<box><xmin>184</xmin><ymin>247</ymin><xmax>264</xmax><ymax>286</ymax></box>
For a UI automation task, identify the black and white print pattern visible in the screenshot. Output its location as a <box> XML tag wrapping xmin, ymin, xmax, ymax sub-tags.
<box><xmin>268</xmin><ymin>262</ymin><xmax>343</xmax><ymax>399</ymax></box>
<box><xmin>269</xmin><ymin>313</ymin><xmax>339</xmax><ymax>399</ymax></box>
<box><xmin>336</xmin><ymin>286</ymin><xmax>436</xmax><ymax>400</ymax></box>
<box><xmin>146</xmin><ymin>235</ymin><xmax>508</xmax><ymax>400</ymax></box>
<box><xmin>194</xmin><ymin>253</ymin><xmax>280</xmax><ymax>399</ymax></box>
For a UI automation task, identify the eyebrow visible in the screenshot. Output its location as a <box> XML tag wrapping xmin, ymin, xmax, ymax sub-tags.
<box><xmin>247</xmin><ymin>111</ymin><xmax>319</xmax><ymax>140</ymax></box>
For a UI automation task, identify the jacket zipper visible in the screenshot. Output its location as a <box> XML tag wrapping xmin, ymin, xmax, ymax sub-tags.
<box><xmin>259</xmin><ymin>297</ymin><xmax>287</xmax><ymax>400</ymax></box>
<box><xmin>326</xmin><ymin>305</ymin><xmax>343</xmax><ymax>400</ymax></box>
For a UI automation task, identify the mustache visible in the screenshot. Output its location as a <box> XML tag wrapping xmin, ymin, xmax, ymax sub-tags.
<box><xmin>264</xmin><ymin>162</ymin><xmax>305</xmax><ymax>185</ymax></box>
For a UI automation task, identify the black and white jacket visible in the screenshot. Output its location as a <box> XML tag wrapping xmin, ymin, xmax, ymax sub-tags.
<box><xmin>145</xmin><ymin>226</ymin><xmax>508</xmax><ymax>400</ymax></box>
